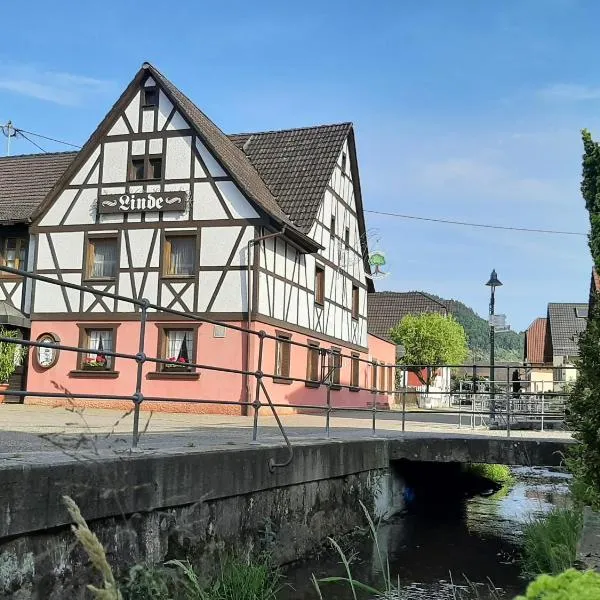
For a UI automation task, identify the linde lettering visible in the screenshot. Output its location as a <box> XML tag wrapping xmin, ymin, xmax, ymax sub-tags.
<box><xmin>98</xmin><ymin>192</ymin><xmax>186</xmax><ymax>214</ymax></box>
<box><xmin>119</xmin><ymin>194</ymin><xmax>166</xmax><ymax>211</ymax></box>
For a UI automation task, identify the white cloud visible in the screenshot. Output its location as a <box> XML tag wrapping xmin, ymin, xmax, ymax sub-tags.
<box><xmin>0</xmin><ymin>64</ymin><xmax>114</xmax><ymax>106</ymax></box>
<box><xmin>538</xmin><ymin>83</ymin><xmax>600</xmax><ymax>102</ymax></box>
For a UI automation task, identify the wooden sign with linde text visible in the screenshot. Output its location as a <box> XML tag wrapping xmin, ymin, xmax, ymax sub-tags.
<box><xmin>98</xmin><ymin>192</ymin><xmax>187</xmax><ymax>214</ymax></box>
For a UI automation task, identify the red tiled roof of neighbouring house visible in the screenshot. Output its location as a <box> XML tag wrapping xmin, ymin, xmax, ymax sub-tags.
<box><xmin>524</xmin><ymin>317</ymin><xmax>550</xmax><ymax>364</ymax></box>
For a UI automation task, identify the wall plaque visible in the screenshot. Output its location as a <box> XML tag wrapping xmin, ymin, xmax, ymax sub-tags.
<box><xmin>98</xmin><ymin>192</ymin><xmax>187</xmax><ymax>214</ymax></box>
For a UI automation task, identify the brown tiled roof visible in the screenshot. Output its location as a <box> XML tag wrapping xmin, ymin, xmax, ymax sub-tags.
<box><xmin>0</xmin><ymin>64</ymin><xmax>355</xmax><ymax>246</ymax></box>
<box><xmin>230</xmin><ymin>124</ymin><xmax>352</xmax><ymax>232</ymax></box>
<box><xmin>547</xmin><ymin>302</ymin><xmax>588</xmax><ymax>356</ymax></box>
<box><xmin>0</xmin><ymin>151</ymin><xmax>76</xmax><ymax>223</ymax></box>
<box><xmin>524</xmin><ymin>317</ymin><xmax>550</xmax><ymax>364</ymax></box>
<box><xmin>367</xmin><ymin>292</ymin><xmax>448</xmax><ymax>343</ymax></box>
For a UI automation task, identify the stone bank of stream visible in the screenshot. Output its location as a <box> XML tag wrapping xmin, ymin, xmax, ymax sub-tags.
<box><xmin>281</xmin><ymin>466</ymin><xmax>570</xmax><ymax>600</ymax></box>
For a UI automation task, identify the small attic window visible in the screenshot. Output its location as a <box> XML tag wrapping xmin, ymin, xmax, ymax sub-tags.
<box><xmin>341</xmin><ymin>152</ymin><xmax>347</xmax><ymax>174</ymax></box>
<box><xmin>143</xmin><ymin>87</ymin><xmax>158</xmax><ymax>108</ymax></box>
<box><xmin>576</xmin><ymin>307</ymin><xmax>588</xmax><ymax>318</ymax></box>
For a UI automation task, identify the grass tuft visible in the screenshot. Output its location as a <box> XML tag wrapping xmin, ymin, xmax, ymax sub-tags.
<box><xmin>466</xmin><ymin>464</ymin><xmax>515</xmax><ymax>486</ymax></box>
<box><xmin>521</xmin><ymin>508</ymin><xmax>583</xmax><ymax>577</ymax></box>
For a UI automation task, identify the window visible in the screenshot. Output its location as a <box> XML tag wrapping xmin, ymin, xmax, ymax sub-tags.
<box><xmin>143</xmin><ymin>87</ymin><xmax>158</xmax><ymax>108</ymax></box>
<box><xmin>554</xmin><ymin>367</ymin><xmax>564</xmax><ymax>383</ymax></box>
<box><xmin>0</xmin><ymin>238</ymin><xmax>27</xmax><ymax>272</ymax></box>
<box><xmin>351</xmin><ymin>353</ymin><xmax>360</xmax><ymax>389</ymax></box>
<box><xmin>149</xmin><ymin>157</ymin><xmax>163</xmax><ymax>180</ymax></box>
<box><xmin>315</xmin><ymin>265</ymin><xmax>325</xmax><ymax>305</ymax></box>
<box><xmin>380</xmin><ymin>363</ymin><xmax>386</xmax><ymax>393</ymax></box>
<box><xmin>130</xmin><ymin>158</ymin><xmax>145</xmax><ymax>181</ymax></box>
<box><xmin>352</xmin><ymin>285</ymin><xmax>359</xmax><ymax>320</ymax></box>
<box><xmin>388</xmin><ymin>365</ymin><xmax>394</xmax><ymax>395</ymax></box>
<box><xmin>372</xmin><ymin>361</ymin><xmax>378</xmax><ymax>391</ymax></box>
<box><xmin>330</xmin><ymin>215</ymin><xmax>336</xmax><ymax>236</ymax></box>
<box><xmin>163</xmin><ymin>235</ymin><xmax>195</xmax><ymax>277</ymax></box>
<box><xmin>306</xmin><ymin>340</ymin><xmax>320</xmax><ymax>386</ymax></box>
<box><xmin>161</xmin><ymin>329</ymin><xmax>195</xmax><ymax>372</ymax></box>
<box><xmin>329</xmin><ymin>348</ymin><xmax>341</xmax><ymax>388</ymax></box>
<box><xmin>129</xmin><ymin>155</ymin><xmax>162</xmax><ymax>181</ymax></box>
<box><xmin>82</xmin><ymin>329</ymin><xmax>114</xmax><ymax>371</ymax></box>
<box><xmin>274</xmin><ymin>333</ymin><xmax>291</xmax><ymax>381</ymax></box>
<box><xmin>86</xmin><ymin>237</ymin><xmax>117</xmax><ymax>280</ymax></box>
<box><xmin>345</xmin><ymin>227</ymin><xmax>350</xmax><ymax>247</ymax></box>
<box><xmin>341</xmin><ymin>152</ymin><xmax>347</xmax><ymax>173</ymax></box>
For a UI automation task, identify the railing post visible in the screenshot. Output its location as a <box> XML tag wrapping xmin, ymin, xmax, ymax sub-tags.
<box><xmin>506</xmin><ymin>365</ymin><xmax>511</xmax><ymax>438</ymax></box>
<box><xmin>252</xmin><ymin>332</ymin><xmax>265</xmax><ymax>442</ymax></box>
<box><xmin>132</xmin><ymin>299</ymin><xmax>149</xmax><ymax>448</ymax></box>
<box><xmin>325</xmin><ymin>350</ymin><xmax>332</xmax><ymax>438</ymax></box>
<box><xmin>401</xmin><ymin>365</ymin><xmax>407</xmax><ymax>433</ymax></box>
<box><xmin>541</xmin><ymin>394</ymin><xmax>545</xmax><ymax>433</ymax></box>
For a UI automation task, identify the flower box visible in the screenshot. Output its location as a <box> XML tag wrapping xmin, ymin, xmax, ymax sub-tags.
<box><xmin>82</xmin><ymin>363</ymin><xmax>109</xmax><ymax>371</ymax></box>
<box><xmin>162</xmin><ymin>357</ymin><xmax>191</xmax><ymax>373</ymax></box>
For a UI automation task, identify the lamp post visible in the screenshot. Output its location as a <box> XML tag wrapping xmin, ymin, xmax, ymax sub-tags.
<box><xmin>486</xmin><ymin>269</ymin><xmax>502</xmax><ymax>422</ymax></box>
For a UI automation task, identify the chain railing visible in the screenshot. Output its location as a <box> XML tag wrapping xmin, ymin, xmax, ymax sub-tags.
<box><xmin>0</xmin><ymin>266</ymin><xmax>572</xmax><ymax>469</ymax></box>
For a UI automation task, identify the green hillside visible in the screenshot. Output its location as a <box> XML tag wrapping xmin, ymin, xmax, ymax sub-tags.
<box><xmin>427</xmin><ymin>294</ymin><xmax>524</xmax><ymax>363</ymax></box>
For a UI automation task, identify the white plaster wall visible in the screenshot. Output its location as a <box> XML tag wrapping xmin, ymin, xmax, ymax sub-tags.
<box><xmin>192</xmin><ymin>182</ymin><xmax>227</xmax><ymax>220</ymax></box>
<box><xmin>102</xmin><ymin>142</ymin><xmax>128</xmax><ymax>184</ymax></box>
<box><xmin>157</xmin><ymin>91</ymin><xmax>174</xmax><ymax>130</ymax></box>
<box><xmin>124</xmin><ymin>92</ymin><xmax>140</xmax><ymax>133</ymax></box>
<box><xmin>200</xmin><ymin>226</ymin><xmax>248</xmax><ymax>267</ymax></box>
<box><xmin>71</xmin><ymin>148</ymin><xmax>100</xmax><ymax>185</ymax></box>
<box><xmin>165</xmin><ymin>136</ymin><xmax>192</xmax><ymax>180</ymax></box>
<box><xmin>107</xmin><ymin>117</ymin><xmax>129</xmax><ymax>137</ymax></box>
<box><xmin>196</xmin><ymin>139</ymin><xmax>226</xmax><ymax>176</ymax></box>
<box><xmin>124</xmin><ymin>229</ymin><xmax>159</xmax><ymax>268</ymax></box>
<box><xmin>39</xmin><ymin>189</ymin><xmax>78</xmax><ymax>227</ymax></box>
<box><xmin>64</xmin><ymin>189</ymin><xmax>96</xmax><ymax>225</ymax></box>
<box><xmin>216</xmin><ymin>181</ymin><xmax>260</xmax><ymax>219</ymax></box>
<box><xmin>211</xmin><ymin>271</ymin><xmax>247</xmax><ymax>312</ymax></box>
<box><xmin>166</xmin><ymin>111</ymin><xmax>188</xmax><ymax>131</ymax></box>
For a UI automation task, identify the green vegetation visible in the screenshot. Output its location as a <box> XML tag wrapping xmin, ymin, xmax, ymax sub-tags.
<box><xmin>390</xmin><ymin>312</ymin><xmax>468</xmax><ymax>383</ymax></box>
<box><xmin>0</xmin><ymin>328</ymin><xmax>24</xmax><ymax>384</ymax></box>
<box><xmin>566</xmin><ymin>129</ymin><xmax>600</xmax><ymax>509</ymax></box>
<box><xmin>521</xmin><ymin>508</ymin><xmax>583</xmax><ymax>578</ymax></box>
<box><xmin>121</xmin><ymin>557</ymin><xmax>282</xmax><ymax>600</ymax></box>
<box><xmin>427</xmin><ymin>293</ymin><xmax>525</xmax><ymax>363</ymax></box>
<box><xmin>514</xmin><ymin>569</ymin><xmax>600</xmax><ymax>600</ymax></box>
<box><xmin>466</xmin><ymin>464</ymin><xmax>514</xmax><ymax>486</ymax></box>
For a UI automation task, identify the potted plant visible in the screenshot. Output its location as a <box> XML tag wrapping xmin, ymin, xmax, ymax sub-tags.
<box><xmin>0</xmin><ymin>328</ymin><xmax>24</xmax><ymax>403</ymax></box>
<box><xmin>82</xmin><ymin>355</ymin><xmax>108</xmax><ymax>371</ymax></box>
<box><xmin>163</xmin><ymin>356</ymin><xmax>190</xmax><ymax>372</ymax></box>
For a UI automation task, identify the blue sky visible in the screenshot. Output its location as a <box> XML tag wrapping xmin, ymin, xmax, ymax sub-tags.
<box><xmin>1</xmin><ymin>0</ymin><xmax>596</xmax><ymax>330</ymax></box>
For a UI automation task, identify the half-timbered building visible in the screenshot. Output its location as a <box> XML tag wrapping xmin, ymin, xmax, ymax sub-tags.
<box><xmin>0</xmin><ymin>62</ymin><xmax>395</xmax><ymax>412</ymax></box>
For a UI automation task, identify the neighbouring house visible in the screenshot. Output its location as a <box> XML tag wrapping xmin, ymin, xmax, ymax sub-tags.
<box><xmin>0</xmin><ymin>62</ymin><xmax>395</xmax><ymax>413</ymax></box>
<box><xmin>367</xmin><ymin>291</ymin><xmax>451</xmax><ymax>407</ymax></box>
<box><xmin>523</xmin><ymin>317</ymin><xmax>553</xmax><ymax>393</ymax></box>
<box><xmin>524</xmin><ymin>303</ymin><xmax>587</xmax><ymax>391</ymax></box>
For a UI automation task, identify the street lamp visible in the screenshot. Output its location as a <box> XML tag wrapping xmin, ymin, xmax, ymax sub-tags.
<box><xmin>486</xmin><ymin>269</ymin><xmax>502</xmax><ymax>421</ymax></box>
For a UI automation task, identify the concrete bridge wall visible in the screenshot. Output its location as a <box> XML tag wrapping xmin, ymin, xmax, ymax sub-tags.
<box><xmin>0</xmin><ymin>435</ymin><xmax>571</xmax><ymax>598</ymax></box>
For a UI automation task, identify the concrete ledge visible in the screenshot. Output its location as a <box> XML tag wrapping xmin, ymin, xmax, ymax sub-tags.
<box><xmin>0</xmin><ymin>438</ymin><xmax>389</xmax><ymax>539</ymax></box>
<box><xmin>389</xmin><ymin>435</ymin><xmax>572</xmax><ymax>466</ymax></box>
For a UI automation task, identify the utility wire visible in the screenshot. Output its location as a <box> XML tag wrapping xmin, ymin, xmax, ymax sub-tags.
<box><xmin>18</xmin><ymin>128</ymin><xmax>81</xmax><ymax>149</ymax></box>
<box><xmin>365</xmin><ymin>209</ymin><xmax>587</xmax><ymax>237</ymax></box>
<box><xmin>18</xmin><ymin>131</ymin><xmax>47</xmax><ymax>154</ymax></box>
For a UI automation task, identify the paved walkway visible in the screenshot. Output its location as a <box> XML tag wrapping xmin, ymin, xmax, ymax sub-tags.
<box><xmin>0</xmin><ymin>404</ymin><xmax>572</xmax><ymax>456</ymax></box>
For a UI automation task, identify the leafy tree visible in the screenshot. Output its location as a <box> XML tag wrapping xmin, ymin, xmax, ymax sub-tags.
<box><xmin>567</xmin><ymin>129</ymin><xmax>600</xmax><ymax>508</ymax></box>
<box><xmin>390</xmin><ymin>313</ymin><xmax>468</xmax><ymax>384</ymax></box>
<box><xmin>514</xmin><ymin>569</ymin><xmax>600</xmax><ymax>600</ymax></box>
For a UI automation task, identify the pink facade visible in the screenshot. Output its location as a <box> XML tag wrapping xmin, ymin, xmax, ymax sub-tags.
<box><xmin>27</xmin><ymin>320</ymin><xmax>395</xmax><ymax>414</ymax></box>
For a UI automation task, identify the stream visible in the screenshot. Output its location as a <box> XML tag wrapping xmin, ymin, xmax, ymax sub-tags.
<box><xmin>281</xmin><ymin>467</ymin><xmax>570</xmax><ymax>599</ymax></box>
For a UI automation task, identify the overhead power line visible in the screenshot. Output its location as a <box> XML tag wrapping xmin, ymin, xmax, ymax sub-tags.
<box><xmin>18</xmin><ymin>128</ymin><xmax>81</xmax><ymax>149</ymax></box>
<box><xmin>18</xmin><ymin>131</ymin><xmax>47</xmax><ymax>154</ymax></box>
<box><xmin>365</xmin><ymin>209</ymin><xmax>587</xmax><ymax>237</ymax></box>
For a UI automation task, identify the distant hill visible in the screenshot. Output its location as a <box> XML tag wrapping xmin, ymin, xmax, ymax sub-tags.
<box><xmin>427</xmin><ymin>293</ymin><xmax>525</xmax><ymax>363</ymax></box>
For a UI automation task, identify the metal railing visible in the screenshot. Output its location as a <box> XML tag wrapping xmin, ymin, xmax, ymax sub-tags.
<box><xmin>0</xmin><ymin>266</ymin><xmax>573</xmax><ymax>470</ymax></box>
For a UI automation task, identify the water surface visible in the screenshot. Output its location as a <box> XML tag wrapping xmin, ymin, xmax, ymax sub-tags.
<box><xmin>282</xmin><ymin>467</ymin><xmax>570</xmax><ymax>599</ymax></box>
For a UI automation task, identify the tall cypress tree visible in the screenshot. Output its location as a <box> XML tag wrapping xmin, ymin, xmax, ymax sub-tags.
<box><xmin>567</xmin><ymin>130</ymin><xmax>600</xmax><ymax>507</ymax></box>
